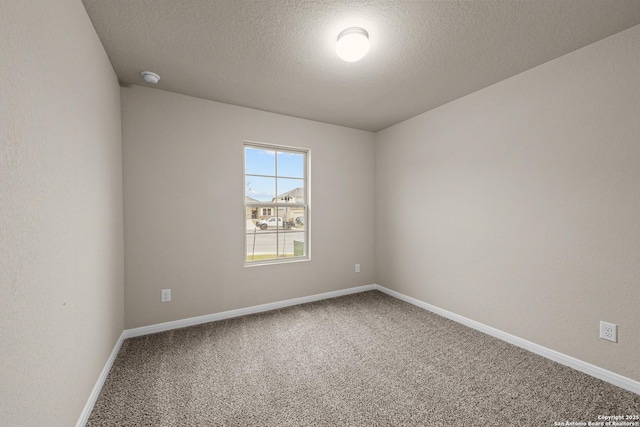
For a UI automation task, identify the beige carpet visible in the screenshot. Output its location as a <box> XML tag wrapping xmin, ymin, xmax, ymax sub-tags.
<box><xmin>87</xmin><ymin>291</ymin><xmax>640</xmax><ymax>426</ymax></box>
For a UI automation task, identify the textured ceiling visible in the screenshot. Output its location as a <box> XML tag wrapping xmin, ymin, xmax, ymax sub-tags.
<box><xmin>82</xmin><ymin>0</ymin><xmax>640</xmax><ymax>132</ymax></box>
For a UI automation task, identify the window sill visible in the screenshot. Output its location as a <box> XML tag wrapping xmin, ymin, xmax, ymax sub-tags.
<box><xmin>244</xmin><ymin>256</ymin><xmax>310</xmax><ymax>268</ymax></box>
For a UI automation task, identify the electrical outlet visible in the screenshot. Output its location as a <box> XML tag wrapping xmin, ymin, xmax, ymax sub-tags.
<box><xmin>161</xmin><ymin>289</ymin><xmax>171</xmax><ymax>303</ymax></box>
<box><xmin>599</xmin><ymin>321</ymin><xmax>617</xmax><ymax>343</ymax></box>
<box><xmin>355</xmin><ymin>264</ymin><xmax>360</xmax><ymax>273</ymax></box>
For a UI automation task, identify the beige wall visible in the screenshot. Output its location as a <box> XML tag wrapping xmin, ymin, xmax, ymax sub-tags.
<box><xmin>0</xmin><ymin>1</ymin><xmax>124</xmax><ymax>426</ymax></box>
<box><xmin>376</xmin><ymin>25</ymin><xmax>640</xmax><ymax>381</ymax></box>
<box><xmin>3</xmin><ymin>3</ymin><xmax>637</xmax><ymax>422</ymax></box>
<box><xmin>122</xmin><ymin>85</ymin><xmax>375</xmax><ymax>329</ymax></box>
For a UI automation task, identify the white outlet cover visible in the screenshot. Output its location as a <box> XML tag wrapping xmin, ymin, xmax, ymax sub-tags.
<box><xmin>599</xmin><ymin>321</ymin><xmax>617</xmax><ymax>343</ymax></box>
<box><xmin>161</xmin><ymin>289</ymin><xmax>171</xmax><ymax>303</ymax></box>
<box><xmin>355</xmin><ymin>264</ymin><xmax>360</xmax><ymax>273</ymax></box>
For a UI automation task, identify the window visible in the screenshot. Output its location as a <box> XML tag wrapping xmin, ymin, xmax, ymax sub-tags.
<box><xmin>244</xmin><ymin>142</ymin><xmax>309</xmax><ymax>264</ymax></box>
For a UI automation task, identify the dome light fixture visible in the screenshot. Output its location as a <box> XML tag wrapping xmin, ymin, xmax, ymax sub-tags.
<box><xmin>336</xmin><ymin>27</ymin><xmax>369</xmax><ymax>62</ymax></box>
<box><xmin>141</xmin><ymin>71</ymin><xmax>161</xmax><ymax>84</ymax></box>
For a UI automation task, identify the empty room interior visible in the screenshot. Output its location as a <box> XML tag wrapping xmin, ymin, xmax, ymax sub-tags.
<box><xmin>2</xmin><ymin>1</ymin><xmax>640</xmax><ymax>426</ymax></box>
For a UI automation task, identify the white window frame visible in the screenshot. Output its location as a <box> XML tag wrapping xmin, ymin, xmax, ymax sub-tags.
<box><xmin>244</xmin><ymin>141</ymin><xmax>310</xmax><ymax>266</ymax></box>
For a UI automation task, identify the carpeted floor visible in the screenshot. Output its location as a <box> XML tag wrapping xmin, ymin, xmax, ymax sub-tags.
<box><xmin>87</xmin><ymin>291</ymin><xmax>640</xmax><ymax>426</ymax></box>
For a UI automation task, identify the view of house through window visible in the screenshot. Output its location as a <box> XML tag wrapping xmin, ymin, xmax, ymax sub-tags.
<box><xmin>245</xmin><ymin>143</ymin><xmax>308</xmax><ymax>264</ymax></box>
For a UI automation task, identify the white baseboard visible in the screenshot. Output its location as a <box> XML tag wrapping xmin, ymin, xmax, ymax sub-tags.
<box><xmin>76</xmin><ymin>330</ymin><xmax>126</xmax><ymax>427</ymax></box>
<box><xmin>373</xmin><ymin>284</ymin><xmax>640</xmax><ymax>396</ymax></box>
<box><xmin>79</xmin><ymin>282</ymin><xmax>638</xmax><ymax>425</ymax></box>
<box><xmin>78</xmin><ymin>285</ymin><xmax>375</xmax><ymax>425</ymax></box>
<box><xmin>124</xmin><ymin>284</ymin><xmax>376</xmax><ymax>339</ymax></box>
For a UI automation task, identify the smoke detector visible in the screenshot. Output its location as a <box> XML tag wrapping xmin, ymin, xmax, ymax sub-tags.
<box><xmin>141</xmin><ymin>71</ymin><xmax>161</xmax><ymax>84</ymax></box>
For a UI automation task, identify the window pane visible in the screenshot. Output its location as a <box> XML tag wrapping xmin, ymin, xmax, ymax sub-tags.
<box><xmin>279</xmin><ymin>231</ymin><xmax>305</xmax><ymax>257</ymax></box>
<box><xmin>278</xmin><ymin>206</ymin><xmax>302</xmax><ymax>229</ymax></box>
<box><xmin>245</xmin><ymin>147</ymin><xmax>275</xmax><ymax>176</ymax></box>
<box><xmin>246</xmin><ymin>232</ymin><xmax>278</xmax><ymax>262</ymax></box>
<box><xmin>253</xmin><ymin>208</ymin><xmax>282</xmax><ymax>230</ymax></box>
<box><xmin>276</xmin><ymin>178</ymin><xmax>304</xmax><ymax>203</ymax></box>
<box><xmin>246</xmin><ymin>176</ymin><xmax>275</xmax><ymax>202</ymax></box>
<box><xmin>245</xmin><ymin>205</ymin><xmax>305</xmax><ymax>261</ymax></box>
<box><xmin>246</xmin><ymin>205</ymin><xmax>259</xmax><ymax>222</ymax></box>
<box><xmin>290</xmin><ymin>207</ymin><xmax>305</xmax><ymax>231</ymax></box>
<box><xmin>277</xmin><ymin>151</ymin><xmax>304</xmax><ymax>178</ymax></box>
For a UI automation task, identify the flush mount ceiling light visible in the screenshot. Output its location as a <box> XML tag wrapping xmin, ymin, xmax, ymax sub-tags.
<box><xmin>141</xmin><ymin>71</ymin><xmax>161</xmax><ymax>84</ymax></box>
<box><xmin>336</xmin><ymin>27</ymin><xmax>369</xmax><ymax>62</ymax></box>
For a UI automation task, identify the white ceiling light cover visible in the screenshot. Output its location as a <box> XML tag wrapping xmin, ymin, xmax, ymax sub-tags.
<box><xmin>336</xmin><ymin>27</ymin><xmax>370</xmax><ymax>62</ymax></box>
